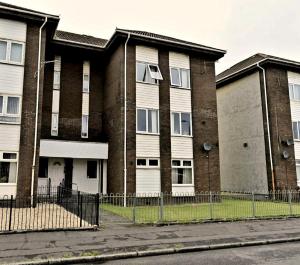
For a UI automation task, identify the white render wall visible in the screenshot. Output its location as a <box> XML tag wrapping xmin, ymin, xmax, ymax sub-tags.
<box><xmin>0</xmin><ymin>18</ymin><xmax>27</xmax><ymax>41</ymax></box>
<box><xmin>136</xmin><ymin>169</ymin><xmax>160</xmax><ymax>194</ymax></box>
<box><xmin>217</xmin><ymin>72</ymin><xmax>268</xmax><ymax>193</ymax></box>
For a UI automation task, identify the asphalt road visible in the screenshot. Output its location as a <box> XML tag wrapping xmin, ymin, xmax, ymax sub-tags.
<box><xmin>96</xmin><ymin>242</ymin><xmax>300</xmax><ymax>265</ymax></box>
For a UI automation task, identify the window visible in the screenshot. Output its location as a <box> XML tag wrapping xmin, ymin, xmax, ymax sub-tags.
<box><xmin>0</xmin><ymin>41</ymin><xmax>7</xmax><ymax>61</ymax></box>
<box><xmin>51</xmin><ymin>113</ymin><xmax>59</xmax><ymax>136</ymax></box>
<box><xmin>289</xmin><ymin>83</ymin><xmax>300</xmax><ymax>100</ymax></box>
<box><xmin>292</xmin><ymin>121</ymin><xmax>300</xmax><ymax>140</ymax></box>
<box><xmin>82</xmin><ymin>115</ymin><xmax>89</xmax><ymax>138</ymax></box>
<box><xmin>172</xmin><ymin>112</ymin><xmax>192</xmax><ymax>136</ymax></box>
<box><xmin>136</xmin><ymin>158</ymin><xmax>160</xmax><ymax>168</ymax></box>
<box><xmin>38</xmin><ymin>157</ymin><xmax>48</xmax><ymax>178</ymax></box>
<box><xmin>296</xmin><ymin>160</ymin><xmax>300</xmax><ymax>186</ymax></box>
<box><xmin>0</xmin><ymin>40</ymin><xmax>24</xmax><ymax>64</ymax></box>
<box><xmin>172</xmin><ymin>159</ymin><xmax>193</xmax><ymax>185</ymax></box>
<box><xmin>83</xmin><ymin>74</ymin><xmax>89</xmax><ymax>92</ymax></box>
<box><xmin>137</xmin><ymin>108</ymin><xmax>159</xmax><ymax>134</ymax></box>
<box><xmin>53</xmin><ymin>72</ymin><xmax>60</xmax><ymax>88</ymax></box>
<box><xmin>0</xmin><ymin>95</ymin><xmax>21</xmax><ymax>123</ymax></box>
<box><xmin>170</xmin><ymin>67</ymin><xmax>190</xmax><ymax>88</ymax></box>
<box><xmin>87</xmin><ymin>160</ymin><xmax>97</xmax><ymax>179</ymax></box>
<box><xmin>136</xmin><ymin>62</ymin><xmax>162</xmax><ymax>84</ymax></box>
<box><xmin>0</xmin><ymin>152</ymin><xmax>18</xmax><ymax>184</ymax></box>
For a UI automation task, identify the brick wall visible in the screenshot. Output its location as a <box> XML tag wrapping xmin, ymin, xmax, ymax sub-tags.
<box><xmin>190</xmin><ymin>57</ymin><xmax>220</xmax><ymax>192</ymax></box>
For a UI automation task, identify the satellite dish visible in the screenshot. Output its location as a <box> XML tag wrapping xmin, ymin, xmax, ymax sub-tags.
<box><xmin>282</xmin><ymin>150</ymin><xmax>289</xmax><ymax>159</ymax></box>
<box><xmin>286</xmin><ymin>139</ymin><xmax>294</xmax><ymax>146</ymax></box>
<box><xmin>203</xmin><ymin>143</ymin><xmax>213</xmax><ymax>152</ymax></box>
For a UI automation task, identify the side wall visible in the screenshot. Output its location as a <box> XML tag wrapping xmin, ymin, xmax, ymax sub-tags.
<box><xmin>217</xmin><ymin>72</ymin><xmax>268</xmax><ymax>192</ymax></box>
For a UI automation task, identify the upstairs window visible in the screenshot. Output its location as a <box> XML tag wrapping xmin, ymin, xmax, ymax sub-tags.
<box><xmin>0</xmin><ymin>95</ymin><xmax>21</xmax><ymax>123</ymax></box>
<box><xmin>0</xmin><ymin>39</ymin><xmax>24</xmax><ymax>64</ymax></box>
<box><xmin>83</xmin><ymin>74</ymin><xmax>90</xmax><ymax>92</ymax></box>
<box><xmin>81</xmin><ymin>115</ymin><xmax>89</xmax><ymax>138</ymax></box>
<box><xmin>170</xmin><ymin>67</ymin><xmax>190</xmax><ymax>88</ymax></box>
<box><xmin>137</xmin><ymin>108</ymin><xmax>159</xmax><ymax>134</ymax></box>
<box><xmin>171</xmin><ymin>112</ymin><xmax>192</xmax><ymax>136</ymax></box>
<box><xmin>293</xmin><ymin>121</ymin><xmax>300</xmax><ymax>140</ymax></box>
<box><xmin>136</xmin><ymin>62</ymin><xmax>162</xmax><ymax>84</ymax></box>
<box><xmin>289</xmin><ymin>83</ymin><xmax>300</xmax><ymax>100</ymax></box>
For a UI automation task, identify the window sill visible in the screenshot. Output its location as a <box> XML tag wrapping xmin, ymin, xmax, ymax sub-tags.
<box><xmin>136</xmin><ymin>167</ymin><xmax>160</xmax><ymax>169</ymax></box>
<box><xmin>0</xmin><ymin>183</ymin><xmax>17</xmax><ymax>185</ymax></box>
<box><xmin>136</xmin><ymin>132</ymin><xmax>160</xmax><ymax>136</ymax></box>
<box><xmin>170</xmin><ymin>86</ymin><xmax>191</xmax><ymax>90</ymax></box>
<box><xmin>136</xmin><ymin>81</ymin><xmax>159</xmax><ymax>86</ymax></box>
<box><xmin>172</xmin><ymin>184</ymin><xmax>194</xmax><ymax>187</ymax></box>
<box><xmin>0</xmin><ymin>60</ymin><xmax>24</xmax><ymax>67</ymax></box>
<box><xmin>171</xmin><ymin>134</ymin><xmax>193</xmax><ymax>138</ymax></box>
<box><xmin>0</xmin><ymin>121</ymin><xmax>21</xmax><ymax>125</ymax></box>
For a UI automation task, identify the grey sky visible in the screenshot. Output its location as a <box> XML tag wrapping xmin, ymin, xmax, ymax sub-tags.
<box><xmin>2</xmin><ymin>0</ymin><xmax>300</xmax><ymax>74</ymax></box>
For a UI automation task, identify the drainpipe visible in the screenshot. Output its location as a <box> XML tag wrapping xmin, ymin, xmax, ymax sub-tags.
<box><xmin>31</xmin><ymin>17</ymin><xmax>48</xmax><ymax>205</ymax></box>
<box><xmin>124</xmin><ymin>33</ymin><xmax>130</xmax><ymax>207</ymax></box>
<box><xmin>257</xmin><ymin>63</ymin><xmax>276</xmax><ymax>191</ymax></box>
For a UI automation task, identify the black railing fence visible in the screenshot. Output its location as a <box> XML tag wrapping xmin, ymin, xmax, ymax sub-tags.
<box><xmin>0</xmin><ymin>186</ymin><xmax>99</xmax><ymax>232</ymax></box>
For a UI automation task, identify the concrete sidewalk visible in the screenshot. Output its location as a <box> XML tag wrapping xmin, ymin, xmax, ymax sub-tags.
<box><xmin>2</xmin><ymin>218</ymin><xmax>300</xmax><ymax>264</ymax></box>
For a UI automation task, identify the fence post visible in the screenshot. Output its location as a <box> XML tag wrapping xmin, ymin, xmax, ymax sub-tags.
<box><xmin>159</xmin><ymin>192</ymin><xmax>164</xmax><ymax>223</ymax></box>
<box><xmin>209</xmin><ymin>192</ymin><xmax>213</xmax><ymax>220</ymax></box>
<box><xmin>288</xmin><ymin>190</ymin><xmax>292</xmax><ymax>216</ymax></box>
<box><xmin>132</xmin><ymin>194</ymin><xmax>136</xmax><ymax>224</ymax></box>
<box><xmin>80</xmin><ymin>194</ymin><xmax>83</xmax><ymax>227</ymax></box>
<box><xmin>8</xmin><ymin>195</ymin><xmax>13</xmax><ymax>231</ymax></box>
<box><xmin>252</xmin><ymin>191</ymin><xmax>256</xmax><ymax>218</ymax></box>
<box><xmin>95</xmin><ymin>193</ymin><xmax>100</xmax><ymax>227</ymax></box>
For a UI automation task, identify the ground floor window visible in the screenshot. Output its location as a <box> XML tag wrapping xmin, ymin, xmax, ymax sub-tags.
<box><xmin>0</xmin><ymin>152</ymin><xmax>18</xmax><ymax>183</ymax></box>
<box><xmin>38</xmin><ymin>157</ymin><xmax>48</xmax><ymax>178</ymax></box>
<box><xmin>136</xmin><ymin>158</ymin><xmax>160</xmax><ymax>168</ymax></box>
<box><xmin>296</xmin><ymin>160</ymin><xmax>300</xmax><ymax>186</ymax></box>
<box><xmin>172</xmin><ymin>159</ymin><xmax>193</xmax><ymax>184</ymax></box>
<box><xmin>87</xmin><ymin>160</ymin><xmax>97</xmax><ymax>179</ymax></box>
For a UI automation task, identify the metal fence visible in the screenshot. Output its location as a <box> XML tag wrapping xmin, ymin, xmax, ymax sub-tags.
<box><xmin>99</xmin><ymin>190</ymin><xmax>300</xmax><ymax>224</ymax></box>
<box><xmin>0</xmin><ymin>186</ymin><xmax>99</xmax><ymax>232</ymax></box>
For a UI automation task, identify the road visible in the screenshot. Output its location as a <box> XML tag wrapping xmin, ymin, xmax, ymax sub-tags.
<box><xmin>96</xmin><ymin>242</ymin><xmax>300</xmax><ymax>265</ymax></box>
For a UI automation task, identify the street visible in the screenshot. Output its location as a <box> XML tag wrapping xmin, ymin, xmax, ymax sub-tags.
<box><xmin>98</xmin><ymin>242</ymin><xmax>300</xmax><ymax>265</ymax></box>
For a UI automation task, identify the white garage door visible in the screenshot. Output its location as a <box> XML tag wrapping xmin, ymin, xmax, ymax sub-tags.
<box><xmin>136</xmin><ymin>169</ymin><xmax>161</xmax><ymax>195</ymax></box>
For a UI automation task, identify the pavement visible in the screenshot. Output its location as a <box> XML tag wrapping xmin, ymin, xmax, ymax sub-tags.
<box><xmin>1</xmin><ymin>218</ymin><xmax>300</xmax><ymax>264</ymax></box>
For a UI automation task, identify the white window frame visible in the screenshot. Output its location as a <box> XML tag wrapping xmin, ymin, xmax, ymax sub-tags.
<box><xmin>296</xmin><ymin>160</ymin><xmax>300</xmax><ymax>187</ymax></box>
<box><xmin>147</xmin><ymin>64</ymin><xmax>163</xmax><ymax>80</ymax></box>
<box><xmin>0</xmin><ymin>95</ymin><xmax>21</xmax><ymax>124</ymax></box>
<box><xmin>171</xmin><ymin>159</ymin><xmax>194</xmax><ymax>186</ymax></box>
<box><xmin>136</xmin><ymin>158</ymin><xmax>160</xmax><ymax>168</ymax></box>
<box><xmin>292</xmin><ymin>121</ymin><xmax>300</xmax><ymax>141</ymax></box>
<box><xmin>51</xmin><ymin>113</ymin><xmax>59</xmax><ymax>136</ymax></box>
<box><xmin>81</xmin><ymin>115</ymin><xmax>89</xmax><ymax>138</ymax></box>
<box><xmin>289</xmin><ymin>83</ymin><xmax>300</xmax><ymax>101</ymax></box>
<box><xmin>83</xmin><ymin>74</ymin><xmax>90</xmax><ymax>93</ymax></box>
<box><xmin>0</xmin><ymin>39</ymin><xmax>25</xmax><ymax>65</ymax></box>
<box><xmin>136</xmin><ymin>61</ymin><xmax>161</xmax><ymax>85</ymax></box>
<box><xmin>171</xmin><ymin>112</ymin><xmax>192</xmax><ymax>136</ymax></box>
<box><xmin>0</xmin><ymin>151</ymin><xmax>18</xmax><ymax>185</ymax></box>
<box><xmin>170</xmin><ymin>67</ymin><xmax>191</xmax><ymax>89</ymax></box>
<box><xmin>136</xmin><ymin>108</ymin><xmax>159</xmax><ymax>134</ymax></box>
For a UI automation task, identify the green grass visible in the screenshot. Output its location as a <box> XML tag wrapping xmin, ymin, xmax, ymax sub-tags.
<box><xmin>100</xmin><ymin>199</ymin><xmax>300</xmax><ymax>224</ymax></box>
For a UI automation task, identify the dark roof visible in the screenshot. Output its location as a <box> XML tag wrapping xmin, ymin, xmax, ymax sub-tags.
<box><xmin>54</xmin><ymin>30</ymin><xmax>107</xmax><ymax>47</ymax></box>
<box><xmin>0</xmin><ymin>1</ymin><xmax>59</xmax><ymax>19</ymax></box>
<box><xmin>217</xmin><ymin>53</ymin><xmax>300</xmax><ymax>82</ymax></box>
<box><xmin>116</xmin><ymin>28</ymin><xmax>226</xmax><ymax>54</ymax></box>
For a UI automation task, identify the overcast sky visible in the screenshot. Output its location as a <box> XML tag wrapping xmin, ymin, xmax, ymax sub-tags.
<box><xmin>3</xmin><ymin>0</ymin><xmax>300</xmax><ymax>73</ymax></box>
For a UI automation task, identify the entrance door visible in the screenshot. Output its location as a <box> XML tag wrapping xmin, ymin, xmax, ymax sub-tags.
<box><xmin>64</xmin><ymin>158</ymin><xmax>73</xmax><ymax>190</ymax></box>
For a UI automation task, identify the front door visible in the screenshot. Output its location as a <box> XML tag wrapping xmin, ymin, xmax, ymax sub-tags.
<box><xmin>64</xmin><ymin>158</ymin><xmax>73</xmax><ymax>190</ymax></box>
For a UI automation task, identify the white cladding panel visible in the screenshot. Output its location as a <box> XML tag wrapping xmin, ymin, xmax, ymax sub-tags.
<box><xmin>170</xmin><ymin>88</ymin><xmax>192</xmax><ymax>112</ymax></box>
<box><xmin>290</xmin><ymin>101</ymin><xmax>300</xmax><ymax>121</ymax></box>
<box><xmin>82</xmin><ymin>93</ymin><xmax>89</xmax><ymax>115</ymax></box>
<box><xmin>169</xmin><ymin>52</ymin><xmax>190</xmax><ymax>69</ymax></box>
<box><xmin>136</xmin><ymin>169</ymin><xmax>161</xmax><ymax>194</ymax></box>
<box><xmin>0</xmin><ymin>125</ymin><xmax>20</xmax><ymax>151</ymax></box>
<box><xmin>136</xmin><ymin>83</ymin><xmax>159</xmax><ymax>109</ymax></box>
<box><xmin>294</xmin><ymin>142</ymin><xmax>300</xmax><ymax>159</ymax></box>
<box><xmin>73</xmin><ymin>159</ymin><xmax>99</xmax><ymax>194</ymax></box>
<box><xmin>0</xmin><ymin>18</ymin><xmax>27</xmax><ymax>42</ymax></box>
<box><xmin>52</xmin><ymin>90</ymin><xmax>60</xmax><ymax>113</ymax></box>
<box><xmin>136</xmin><ymin>134</ymin><xmax>160</xmax><ymax>157</ymax></box>
<box><xmin>40</xmin><ymin>140</ymin><xmax>108</xmax><ymax>159</ymax></box>
<box><xmin>171</xmin><ymin>137</ymin><xmax>193</xmax><ymax>158</ymax></box>
<box><xmin>54</xmin><ymin>56</ymin><xmax>61</xmax><ymax>71</ymax></box>
<box><xmin>0</xmin><ymin>184</ymin><xmax>16</xmax><ymax>197</ymax></box>
<box><xmin>172</xmin><ymin>185</ymin><xmax>194</xmax><ymax>194</ymax></box>
<box><xmin>136</xmin><ymin>46</ymin><xmax>158</xmax><ymax>64</ymax></box>
<box><xmin>0</xmin><ymin>64</ymin><xmax>24</xmax><ymax>95</ymax></box>
<box><xmin>288</xmin><ymin>71</ymin><xmax>300</xmax><ymax>84</ymax></box>
<box><xmin>83</xmin><ymin>61</ymin><xmax>90</xmax><ymax>74</ymax></box>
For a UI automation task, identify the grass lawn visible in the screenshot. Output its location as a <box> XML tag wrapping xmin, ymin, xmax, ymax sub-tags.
<box><xmin>100</xmin><ymin>199</ymin><xmax>300</xmax><ymax>224</ymax></box>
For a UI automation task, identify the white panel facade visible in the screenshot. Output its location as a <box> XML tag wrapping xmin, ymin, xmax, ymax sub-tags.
<box><xmin>171</xmin><ymin>137</ymin><xmax>193</xmax><ymax>158</ymax></box>
<box><xmin>40</xmin><ymin>140</ymin><xmax>108</xmax><ymax>159</ymax></box>
<box><xmin>0</xmin><ymin>18</ymin><xmax>26</xmax><ymax>41</ymax></box>
<box><xmin>136</xmin><ymin>169</ymin><xmax>161</xmax><ymax>194</ymax></box>
<box><xmin>82</xmin><ymin>93</ymin><xmax>89</xmax><ymax>115</ymax></box>
<box><xmin>172</xmin><ymin>185</ymin><xmax>194</xmax><ymax>194</ymax></box>
<box><xmin>0</xmin><ymin>124</ymin><xmax>20</xmax><ymax>151</ymax></box>
<box><xmin>288</xmin><ymin>71</ymin><xmax>300</xmax><ymax>84</ymax></box>
<box><xmin>136</xmin><ymin>46</ymin><xmax>158</xmax><ymax>64</ymax></box>
<box><xmin>169</xmin><ymin>52</ymin><xmax>190</xmax><ymax>69</ymax></box>
<box><xmin>52</xmin><ymin>90</ymin><xmax>60</xmax><ymax>113</ymax></box>
<box><xmin>170</xmin><ymin>89</ymin><xmax>192</xmax><ymax>112</ymax></box>
<box><xmin>136</xmin><ymin>83</ymin><xmax>159</xmax><ymax>109</ymax></box>
<box><xmin>0</xmin><ymin>64</ymin><xmax>24</xmax><ymax>95</ymax></box>
<box><xmin>73</xmin><ymin>159</ymin><xmax>99</xmax><ymax>194</ymax></box>
<box><xmin>136</xmin><ymin>134</ymin><xmax>160</xmax><ymax>157</ymax></box>
<box><xmin>0</xmin><ymin>184</ymin><xmax>16</xmax><ymax>197</ymax></box>
<box><xmin>294</xmin><ymin>143</ymin><xmax>300</xmax><ymax>158</ymax></box>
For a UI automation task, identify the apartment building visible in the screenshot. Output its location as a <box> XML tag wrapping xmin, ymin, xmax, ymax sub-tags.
<box><xmin>217</xmin><ymin>53</ymin><xmax>299</xmax><ymax>193</ymax></box>
<box><xmin>0</xmin><ymin>2</ymin><xmax>225</xmax><ymax>198</ymax></box>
